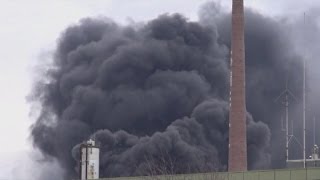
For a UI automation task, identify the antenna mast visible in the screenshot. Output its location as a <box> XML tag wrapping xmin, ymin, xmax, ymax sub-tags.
<box><xmin>275</xmin><ymin>79</ymin><xmax>297</xmax><ymax>161</ymax></box>
<box><xmin>303</xmin><ymin>12</ymin><xmax>307</xmax><ymax>168</ymax></box>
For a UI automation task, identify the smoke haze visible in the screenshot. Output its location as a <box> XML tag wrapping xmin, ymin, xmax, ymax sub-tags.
<box><xmin>30</xmin><ymin>1</ymin><xmax>320</xmax><ymax>179</ymax></box>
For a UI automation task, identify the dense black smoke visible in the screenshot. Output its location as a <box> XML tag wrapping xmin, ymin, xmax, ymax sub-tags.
<box><xmin>30</xmin><ymin>2</ymin><xmax>304</xmax><ymax>179</ymax></box>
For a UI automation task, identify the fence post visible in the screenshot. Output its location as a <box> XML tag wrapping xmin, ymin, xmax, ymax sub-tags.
<box><xmin>306</xmin><ymin>167</ymin><xmax>308</xmax><ymax>180</ymax></box>
<box><xmin>290</xmin><ymin>169</ymin><xmax>291</xmax><ymax>180</ymax></box>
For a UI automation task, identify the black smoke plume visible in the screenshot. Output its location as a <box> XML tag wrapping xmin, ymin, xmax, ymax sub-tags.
<box><xmin>30</xmin><ymin>2</ymin><xmax>303</xmax><ymax>179</ymax></box>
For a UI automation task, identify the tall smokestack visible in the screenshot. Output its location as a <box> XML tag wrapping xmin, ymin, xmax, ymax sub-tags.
<box><xmin>228</xmin><ymin>0</ymin><xmax>247</xmax><ymax>171</ymax></box>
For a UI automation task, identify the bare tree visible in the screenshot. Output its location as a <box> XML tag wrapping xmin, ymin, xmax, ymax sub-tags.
<box><xmin>140</xmin><ymin>148</ymin><xmax>225</xmax><ymax>180</ymax></box>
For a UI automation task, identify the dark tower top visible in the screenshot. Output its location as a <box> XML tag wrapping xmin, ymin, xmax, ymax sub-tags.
<box><xmin>228</xmin><ymin>0</ymin><xmax>248</xmax><ymax>172</ymax></box>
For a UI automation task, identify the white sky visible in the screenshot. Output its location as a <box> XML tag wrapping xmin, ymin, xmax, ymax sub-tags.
<box><xmin>0</xmin><ymin>0</ymin><xmax>319</xmax><ymax>179</ymax></box>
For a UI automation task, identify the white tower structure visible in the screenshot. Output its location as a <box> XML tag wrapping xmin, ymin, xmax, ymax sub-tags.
<box><xmin>311</xmin><ymin>145</ymin><xmax>319</xmax><ymax>160</ymax></box>
<box><xmin>80</xmin><ymin>139</ymin><xmax>100</xmax><ymax>180</ymax></box>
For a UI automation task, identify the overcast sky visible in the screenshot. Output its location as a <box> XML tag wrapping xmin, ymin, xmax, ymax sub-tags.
<box><xmin>0</xmin><ymin>0</ymin><xmax>319</xmax><ymax>179</ymax></box>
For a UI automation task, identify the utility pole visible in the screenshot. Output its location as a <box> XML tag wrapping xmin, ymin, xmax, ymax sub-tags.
<box><xmin>314</xmin><ymin>116</ymin><xmax>316</xmax><ymax>146</ymax></box>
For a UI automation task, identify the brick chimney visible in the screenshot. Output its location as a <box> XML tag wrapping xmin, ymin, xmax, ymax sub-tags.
<box><xmin>228</xmin><ymin>0</ymin><xmax>247</xmax><ymax>172</ymax></box>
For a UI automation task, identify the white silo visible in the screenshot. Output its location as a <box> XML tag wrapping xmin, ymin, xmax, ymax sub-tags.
<box><xmin>80</xmin><ymin>139</ymin><xmax>100</xmax><ymax>180</ymax></box>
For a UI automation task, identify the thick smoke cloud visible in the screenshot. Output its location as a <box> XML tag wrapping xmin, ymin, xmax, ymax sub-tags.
<box><xmin>30</xmin><ymin>2</ymin><xmax>304</xmax><ymax>179</ymax></box>
<box><xmin>71</xmin><ymin>100</ymin><xmax>269</xmax><ymax>177</ymax></box>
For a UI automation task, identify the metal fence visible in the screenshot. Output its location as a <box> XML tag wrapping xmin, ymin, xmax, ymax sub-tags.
<box><xmin>93</xmin><ymin>168</ymin><xmax>320</xmax><ymax>180</ymax></box>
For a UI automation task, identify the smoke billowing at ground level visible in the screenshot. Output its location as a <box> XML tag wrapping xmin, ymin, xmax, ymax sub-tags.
<box><xmin>30</xmin><ymin>2</ymin><xmax>308</xmax><ymax>179</ymax></box>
